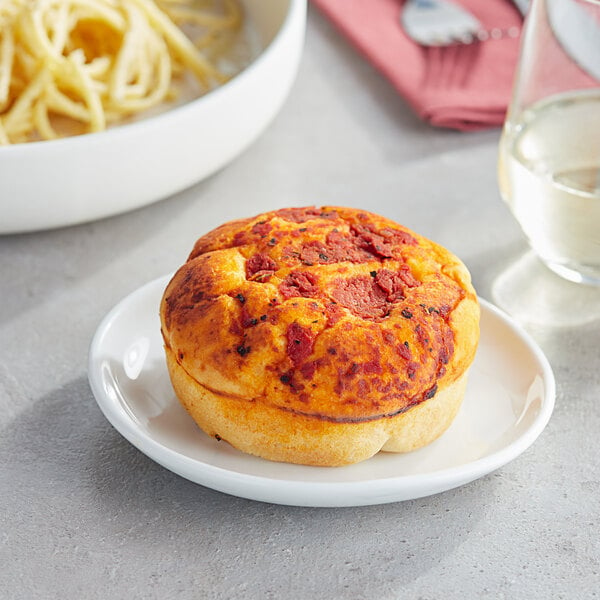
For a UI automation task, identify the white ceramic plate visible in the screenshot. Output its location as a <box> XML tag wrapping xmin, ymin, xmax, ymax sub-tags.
<box><xmin>0</xmin><ymin>0</ymin><xmax>306</xmax><ymax>234</ymax></box>
<box><xmin>88</xmin><ymin>275</ymin><xmax>555</xmax><ymax>507</ymax></box>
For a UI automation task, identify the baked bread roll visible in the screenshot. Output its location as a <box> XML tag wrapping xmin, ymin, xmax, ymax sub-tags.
<box><xmin>160</xmin><ymin>206</ymin><xmax>480</xmax><ymax>466</ymax></box>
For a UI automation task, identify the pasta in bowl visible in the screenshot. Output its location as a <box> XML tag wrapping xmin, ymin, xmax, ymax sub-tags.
<box><xmin>0</xmin><ymin>0</ymin><xmax>245</xmax><ymax>143</ymax></box>
<box><xmin>0</xmin><ymin>0</ymin><xmax>305</xmax><ymax>232</ymax></box>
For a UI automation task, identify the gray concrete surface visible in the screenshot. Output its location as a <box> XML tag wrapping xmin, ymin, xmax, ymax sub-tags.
<box><xmin>1</xmin><ymin>6</ymin><xmax>599</xmax><ymax>599</ymax></box>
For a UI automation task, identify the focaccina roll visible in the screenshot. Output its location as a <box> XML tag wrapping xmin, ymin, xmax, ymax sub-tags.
<box><xmin>160</xmin><ymin>206</ymin><xmax>480</xmax><ymax>466</ymax></box>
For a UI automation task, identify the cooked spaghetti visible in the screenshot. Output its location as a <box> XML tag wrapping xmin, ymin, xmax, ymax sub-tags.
<box><xmin>0</xmin><ymin>0</ymin><xmax>244</xmax><ymax>144</ymax></box>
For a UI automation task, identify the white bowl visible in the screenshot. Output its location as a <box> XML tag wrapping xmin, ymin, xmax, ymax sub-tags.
<box><xmin>0</xmin><ymin>0</ymin><xmax>306</xmax><ymax>234</ymax></box>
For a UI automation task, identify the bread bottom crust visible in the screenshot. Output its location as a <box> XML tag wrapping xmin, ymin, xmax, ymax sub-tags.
<box><xmin>165</xmin><ymin>348</ymin><xmax>469</xmax><ymax>467</ymax></box>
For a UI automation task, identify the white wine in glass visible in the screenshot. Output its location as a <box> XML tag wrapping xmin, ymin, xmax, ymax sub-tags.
<box><xmin>498</xmin><ymin>0</ymin><xmax>600</xmax><ymax>285</ymax></box>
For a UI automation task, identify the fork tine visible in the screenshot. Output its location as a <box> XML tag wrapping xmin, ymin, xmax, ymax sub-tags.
<box><xmin>450</xmin><ymin>43</ymin><xmax>480</xmax><ymax>88</ymax></box>
<box><xmin>422</xmin><ymin>45</ymin><xmax>442</xmax><ymax>88</ymax></box>
<box><xmin>421</xmin><ymin>40</ymin><xmax>481</xmax><ymax>91</ymax></box>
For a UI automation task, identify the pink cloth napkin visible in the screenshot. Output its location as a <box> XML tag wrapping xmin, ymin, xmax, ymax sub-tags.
<box><xmin>311</xmin><ymin>0</ymin><xmax>524</xmax><ymax>131</ymax></box>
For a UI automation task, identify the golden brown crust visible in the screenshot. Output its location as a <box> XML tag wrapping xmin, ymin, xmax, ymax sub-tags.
<box><xmin>160</xmin><ymin>206</ymin><xmax>480</xmax><ymax>465</ymax></box>
<box><xmin>165</xmin><ymin>347</ymin><xmax>469</xmax><ymax>466</ymax></box>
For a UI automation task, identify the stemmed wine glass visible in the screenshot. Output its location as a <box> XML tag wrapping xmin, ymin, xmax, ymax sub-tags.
<box><xmin>498</xmin><ymin>0</ymin><xmax>600</xmax><ymax>286</ymax></box>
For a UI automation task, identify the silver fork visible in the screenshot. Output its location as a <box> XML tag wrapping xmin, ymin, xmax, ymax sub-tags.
<box><xmin>401</xmin><ymin>0</ymin><xmax>521</xmax><ymax>46</ymax></box>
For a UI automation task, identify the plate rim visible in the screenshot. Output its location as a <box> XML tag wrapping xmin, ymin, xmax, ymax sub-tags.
<box><xmin>88</xmin><ymin>274</ymin><xmax>556</xmax><ymax>507</ymax></box>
